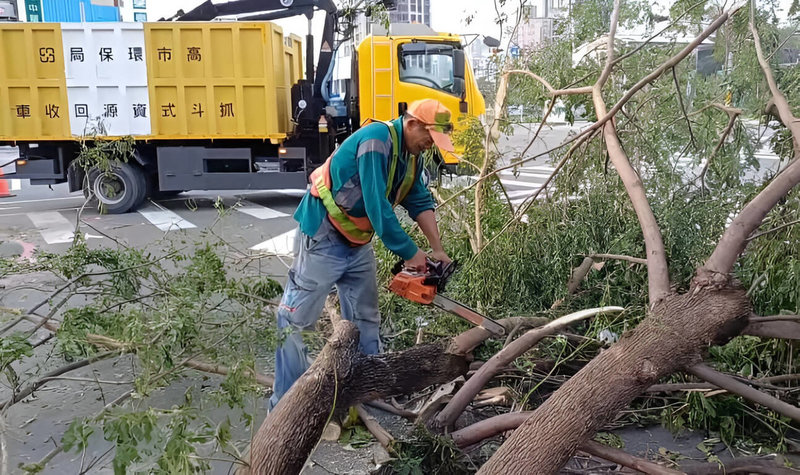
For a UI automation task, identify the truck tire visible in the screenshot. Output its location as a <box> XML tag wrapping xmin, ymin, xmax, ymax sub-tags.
<box><xmin>89</xmin><ymin>162</ymin><xmax>147</xmax><ymax>214</ymax></box>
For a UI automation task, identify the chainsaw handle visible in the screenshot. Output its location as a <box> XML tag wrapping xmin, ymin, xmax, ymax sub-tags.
<box><xmin>390</xmin><ymin>258</ymin><xmax>457</xmax><ymax>293</ymax></box>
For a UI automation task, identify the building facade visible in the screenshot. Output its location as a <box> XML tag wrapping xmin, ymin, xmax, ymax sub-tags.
<box><xmin>514</xmin><ymin>0</ymin><xmax>570</xmax><ymax>50</ymax></box>
<box><xmin>388</xmin><ymin>0</ymin><xmax>430</xmax><ymax>27</ymax></box>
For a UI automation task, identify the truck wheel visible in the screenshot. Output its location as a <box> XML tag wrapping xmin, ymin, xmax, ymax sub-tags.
<box><xmin>89</xmin><ymin>162</ymin><xmax>146</xmax><ymax>214</ymax></box>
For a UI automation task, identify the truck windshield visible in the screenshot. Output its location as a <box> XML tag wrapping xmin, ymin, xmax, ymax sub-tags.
<box><xmin>398</xmin><ymin>42</ymin><xmax>458</xmax><ymax>95</ymax></box>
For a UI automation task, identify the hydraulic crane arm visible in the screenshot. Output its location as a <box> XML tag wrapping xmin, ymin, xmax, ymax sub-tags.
<box><xmin>166</xmin><ymin>0</ymin><xmax>337</xmax><ymax>93</ymax></box>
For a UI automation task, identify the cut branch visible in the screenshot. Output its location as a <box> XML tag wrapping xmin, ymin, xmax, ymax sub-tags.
<box><xmin>580</xmin><ymin>440</ymin><xmax>684</xmax><ymax>475</ymax></box>
<box><xmin>742</xmin><ymin>320</ymin><xmax>800</xmax><ymax>340</ymax></box>
<box><xmin>687</xmin><ymin>363</ymin><xmax>800</xmax><ymax>422</ymax></box>
<box><xmin>587</xmin><ymin>253</ymin><xmax>648</xmax><ymax>265</ymax></box>
<box><xmin>435</xmin><ymin>307</ymin><xmax>624</xmax><ymax>430</ymax></box>
<box><xmin>247</xmin><ymin>321</ymin><xmax>471</xmax><ymax>474</ymax></box>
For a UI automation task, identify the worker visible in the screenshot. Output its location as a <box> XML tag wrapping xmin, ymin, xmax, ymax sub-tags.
<box><xmin>269</xmin><ymin>98</ymin><xmax>455</xmax><ymax>410</ymax></box>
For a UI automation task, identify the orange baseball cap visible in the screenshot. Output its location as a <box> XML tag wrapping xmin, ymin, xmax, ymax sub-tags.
<box><xmin>406</xmin><ymin>99</ymin><xmax>456</xmax><ymax>159</ymax></box>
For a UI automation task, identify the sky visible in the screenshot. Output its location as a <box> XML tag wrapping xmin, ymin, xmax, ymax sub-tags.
<box><xmin>146</xmin><ymin>0</ymin><xmax>513</xmax><ymax>38</ymax></box>
<box><xmin>146</xmin><ymin>0</ymin><xmax>795</xmax><ymax>41</ymax></box>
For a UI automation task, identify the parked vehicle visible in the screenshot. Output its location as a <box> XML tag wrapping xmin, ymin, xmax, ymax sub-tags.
<box><xmin>0</xmin><ymin>0</ymin><xmax>485</xmax><ymax>213</ymax></box>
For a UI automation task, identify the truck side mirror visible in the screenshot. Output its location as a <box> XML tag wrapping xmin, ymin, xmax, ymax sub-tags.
<box><xmin>452</xmin><ymin>49</ymin><xmax>466</xmax><ymax>97</ymax></box>
<box><xmin>453</xmin><ymin>49</ymin><xmax>465</xmax><ymax>80</ymax></box>
<box><xmin>453</xmin><ymin>78</ymin><xmax>465</xmax><ymax>97</ymax></box>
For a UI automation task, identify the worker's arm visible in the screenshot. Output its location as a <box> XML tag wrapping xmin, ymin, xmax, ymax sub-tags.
<box><xmin>357</xmin><ymin>136</ymin><xmax>419</xmax><ymax>261</ymax></box>
<box><xmin>400</xmin><ymin>155</ymin><xmax>450</xmax><ymax>263</ymax></box>
<box><xmin>415</xmin><ymin>209</ymin><xmax>450</xmax><ymax>263</ymax></box>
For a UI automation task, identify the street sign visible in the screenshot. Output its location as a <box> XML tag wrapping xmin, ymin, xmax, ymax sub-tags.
<box><xmin>25</xmin><ymin>0</ymin><xmax>42</xmax><ymax>22</ymax></box>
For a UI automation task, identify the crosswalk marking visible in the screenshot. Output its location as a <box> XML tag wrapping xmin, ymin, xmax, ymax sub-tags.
<box><xmin>505</xmin><ymin>189</ymin><xmax>539</xmax><ymax>199</ymax></box>
<box><xmin>500</xmin><ymin>179</ymin><xmax>548</xmax><ymax>189</ymax></box>
<box><xmin>499</xmin><ymin>170</ymin><xmax>553</xmax><ymax>180</ymax></box>
<box><xmin>28</xmin><ymin>211</ymin><xmax>102</xmax><ymax>244</ymax></box>
<box><xmin>250</xmin><ymin>228</ymin><xmax>297</xmax><ymax>256</ymax></box>
<box><xmin>137</xmin><ymin>204</ymin><xmax>197</xmax><ymax>231</ymax></box>
<box><xmin>235</xmin><ymin>201</ymin><xmax>289</xmax><ymax>220</ymax></box>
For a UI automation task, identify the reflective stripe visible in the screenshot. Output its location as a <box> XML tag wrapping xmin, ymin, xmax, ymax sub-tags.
<box><xmin>311</xmin><ymin>119</ymin><xmax>416</xmax><ymax>245</ymax></box>
<box><xmin>314</xmin><ymin>174</ymin><xmax>374</xmax><ymax>242</ymax></box>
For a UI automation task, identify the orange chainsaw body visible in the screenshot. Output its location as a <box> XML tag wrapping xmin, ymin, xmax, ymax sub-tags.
<box><xmin>388</xmin><ymin>272</ymin><xmax>436</xmax><ymax>304</ymax></box>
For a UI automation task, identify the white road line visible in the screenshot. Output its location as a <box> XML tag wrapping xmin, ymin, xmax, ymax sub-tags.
<box><xmin>274</xmin><ymin>189</ymin><xmax>307</xmax><ymax>197</ymax></box>
<box><xmin>0</xmin><ymin>195</ymin><xmax>85</xmax><ymax>205</ymax></box>
<box><xmin>235</xmin><ymin>201</ymin><xmax>289</xmax><ymax>220</ymax></box>
<box><xmin>137</xmin><ymin>204</ymin><xmax>197</xmax><ymax>231</ymax></box>
<box><xmin>511</xmin><ymin>165</ymin><xmax>557</xmax><ymax>173</ymax></box>
<box><xmin>27</xmin><ymin>211</ymin><xmax>102</xmax><ymax>244</ymax></box>
<box><xmin>500</xmin><ymin>170</ymin><xmax>553</xmax><ymax>180</ymax></box>
<box><xmin>250</xmin><ymin>228</ymin><xmax>297</xmax><ymax>256</ymax></box>
<box><xmin>505</xmin><ymin>189</ymin><xmax>538</xmax><ymax>199</ymax></box>
<box><xmin>500</xmin><ymin>179</ymin><xmax>548</xmax><ymax>189</ymax></box>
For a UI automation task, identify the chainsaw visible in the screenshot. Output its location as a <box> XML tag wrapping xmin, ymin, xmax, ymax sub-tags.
<box><xmin>388</xmin><ymin>259</ymin><xmax>506</xmax><ymax>336</ymax></box>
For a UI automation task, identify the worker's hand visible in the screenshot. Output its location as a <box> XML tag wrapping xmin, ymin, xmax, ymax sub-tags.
<box><xmin>429</xmin><ymin>249</ymin><xmax>452</xmax><ymax>264</ymax></box>
<box><xmin>405</xmin><ymin>249</ymin><xmax>428</xmax><ymax>273</ymax></box>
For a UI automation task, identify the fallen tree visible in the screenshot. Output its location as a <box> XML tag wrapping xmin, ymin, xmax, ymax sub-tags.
<box><xmin>244</xmin><ymin>1</ymin><xmax>800</xmax><ymax>473</ymax></box>
<box><xmin>3</xmin><ymin>0</ymin><xmax>800</xmax><ymax>473</ymax></box>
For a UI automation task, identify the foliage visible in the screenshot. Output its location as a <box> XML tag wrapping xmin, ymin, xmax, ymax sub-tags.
<box><xmin>3</xmin><ymin>0</ymin><xmax>800</xmax><ymax>471</ymax></box>
<box><xmin>0</xmin><ymin>333</ymin><xmax>33</xmax><ymax>387</ymax></box>
<box><xmin>97</xmin><ymin>405</ymin><xmax>215</xmax><ymax>474</ymax></box>
<box><xmin>391</xmin><ymin>426</ymin><xmax>469</xmax><ymax>475</ymax></box>
<box><xmin>407</xmin><ymin>0</ymin><xmax>800</xmax><ymax>459</ymax></box>
<box><xmin>3</xmin><ymin>231</ymin><xmax>281</xmax><ymax>470</ymax></box>
<box><xmin>75</xmin><ymin>136</ymin><xmax>136</xmax><ymax>175</ymax></box>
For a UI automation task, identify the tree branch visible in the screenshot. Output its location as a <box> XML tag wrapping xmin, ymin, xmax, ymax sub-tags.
<box><xmin>435</xmin><ymin>307</ymin><xmax>624</xmax><ymax>430</ymax></box>
<box><xmin>749</xmin><ymin>18</ymin><xmax>800</xmax><ymax>154</ymax></box>
<box><xmin>587</xmin><ymin>253</ymin><xmax>648</xmax><ymax>265</ymax></box>
<box><xmin>699</xmin><ymin>106</ymin><xmax>742</xmax><ymax>191</ymax></box>
<box><xmin>0</xmin><ymin>350</ymin><xmax>121</xmax><ymax>412</ymax></box>
<box><xmin>580</xmin><ymin>439</ymin><xmax>684</xmax><ymax>475</ymax></box>
<box><xmin>687</xmin><ymin>363</ymin><xmax>800</xmax><ymax>422</ymax></box>
<box><xmin>672</xmin><ymin>67</ymin><xmax>697</xmax><ymax>150</ymax></box>
<box><xmin>702</xmin><ymin>20</ymin><xmax>800</xmax><ymax>275</ymax></box>
<box><xmin>741</xmin><ymin>320</ymin><xmax>800</xmax><ymax>340</ymax></box>
<box><xmin>746</xmin><ymin>218</ymin><xmax>800</xmax><ymax>241</ymax></box>
<box><xmin>453</xmin><ymin>413</ymin><xmax>682</xmax><ymax>474</ymax></box>
<box><xmin>591</xmin><ymin>0</ymin><xmax>671</xmax><ymax>304</ymax></box>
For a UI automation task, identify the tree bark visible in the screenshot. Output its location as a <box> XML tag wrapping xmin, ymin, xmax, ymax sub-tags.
<box><xmin>435</xmin><ymin>307</ymin><xmax>623</xmax><ymax>430</ymax></box>
<box><xmin>247</xmin><ymin>321</ymin><xmax>469</xmax><ymax>474</ymax></box>
<box><xmin>478</xmin><ymin>286</ymin><xmax>751</xmax><ymax>474</ymax></box>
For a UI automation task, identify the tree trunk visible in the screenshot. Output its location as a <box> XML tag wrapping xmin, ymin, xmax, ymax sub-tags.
<box><xmin>244</xmin><ymin>316</ymin><xmax>540</xmax><ymax>473</ymax></box>
<box><xmin>247</xmin><ymin>320</ymin><xmax>469</xmax><ymax>474</ymax></box>
<box><xmin>479</xmin><ymin>284</ymin><xmax>751</xmax><ymax>474</ymax></box>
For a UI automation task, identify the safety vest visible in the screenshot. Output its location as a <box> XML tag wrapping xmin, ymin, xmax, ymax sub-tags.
<box><xmin>309</xmin><ymin>120</ymin><xmax>417</xmax><ymax>246</ymax></box>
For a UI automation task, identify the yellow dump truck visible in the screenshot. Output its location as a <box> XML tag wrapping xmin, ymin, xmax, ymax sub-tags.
<box><xmin>0</xmin><ymin>0</ymin><xmax>484</xmax><ymax>213</ymax></box>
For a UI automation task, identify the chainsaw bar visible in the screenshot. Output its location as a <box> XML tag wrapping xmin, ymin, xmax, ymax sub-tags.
<box><xmin>432</xmin><ymin>295</ymin><xmax>506</xmax><ymax>336</ymax></box>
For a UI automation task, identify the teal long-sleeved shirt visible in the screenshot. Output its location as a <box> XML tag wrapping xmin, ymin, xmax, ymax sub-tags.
<box><xmin>293</xmin><ymin>116</ymin><xmax>434</xmax><ymax>260</ymax></box>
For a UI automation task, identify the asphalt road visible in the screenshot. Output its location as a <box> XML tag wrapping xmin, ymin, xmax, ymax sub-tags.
<box><xmin>1</xmin><ymin>146</ymin><xmax>305</xmax><ymax>263</ymax></box>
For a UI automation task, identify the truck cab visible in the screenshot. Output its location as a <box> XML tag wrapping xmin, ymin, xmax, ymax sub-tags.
<box><xmin>354</xmin><ymin>23</ymin><xmax>485</xmax><ymax>164</ymax></box>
